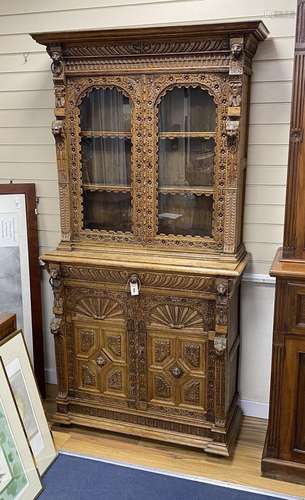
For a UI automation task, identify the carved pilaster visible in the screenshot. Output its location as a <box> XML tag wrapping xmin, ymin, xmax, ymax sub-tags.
<box><xmin>47</xmin><ymin>263</ymin><xmax>69</xmax><ymax>402</ymax></box>
<box><xmin>213</xmin><ymin>278</ymin><xmax>230</xmax><ymax>426</ymax></box>
<box><xmin>48</xmin><ymin>44</ymin><xmax>71</xmax><ymax>244</ymax></box>
<box><xmin>266</xmin><ymin>339</ymin><xmax>285</xmax><ymax>457</ymax></box>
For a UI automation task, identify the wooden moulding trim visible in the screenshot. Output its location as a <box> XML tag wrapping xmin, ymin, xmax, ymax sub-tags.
<box><xmin>30</xmin><ymin>21</ymin><xmax>269</xmax><ymax>46</ymax></box>
<box><xmin>271</xmin><ymin>248</ymin><xmax>305</xmax><ymax>279</ymax></box>
<box><xmin>41</xmin><ymin>251</ymin><xmax>249</xmax><ymax>277</ymax></box>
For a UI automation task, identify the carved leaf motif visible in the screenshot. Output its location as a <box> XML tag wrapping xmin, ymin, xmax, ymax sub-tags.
<box><xmin>80</xmin><ymin>330</ymin><xmax>95</xmax><ymax>353</ymax></box>
<box><xmin>74</xmin><ymin>297</ymin><xmax>123</xmax><ymax>320</ymax></box>
<box><xmin>154</xmin><ymin>339</ymin><xmax>171</xmax><ymax>363</ymax></box>
<box><xmin>151</xmin><ymin>304</ymin><xmax>202</xmax><ymax>329</ymax></box>
<box><xmin>154</xmin><ymin>376</ymin><xmax>171</xmax><ymax>399</ymax></box>
<box><xmin>183</xmin><ymin>380</ymin><xmax>201</xmax><ymax>405</ymax></box>
<box><xmin>82</xmin><ymin>365</ymin><xmax>96</xmax><ymax>386</ymax></box>
<box><xmin>183</xmin><ymin>343</ymin><xmax>201</xmax><ymax>368</ymax></box>
<box><xmin>107</xmin><ymin>335</ymin><xmax>122</xmax><ymax>357</ymax></box>
<box><xmin>107</xmin><ymin>370</ymin><xmax>123</xmax><ymax>390</ymax></box>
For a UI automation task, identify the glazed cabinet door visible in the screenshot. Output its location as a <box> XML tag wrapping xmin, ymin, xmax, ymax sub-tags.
<box><xmin>65</xmin><ymin>287</ymin><xmax>136</xmax><ymax>406</ymax></box>
<box><xmin>67</xmin><ymin>75</ymin><xmax>146</xmax><ymax>243</ymax></box>
<box><xmin>280</xmin><ymin>337</ymin><xmax>305</xmax><ymax>463</ymax></box>
<box><xmin>144</xmin><ymin>73</ymin><xmax>228</xmax><ymax>253</ymax></box>
<box><xmin>139</xmin><ymin>294</ymin><xmax>214</xmax><ymax>420</ymax></box>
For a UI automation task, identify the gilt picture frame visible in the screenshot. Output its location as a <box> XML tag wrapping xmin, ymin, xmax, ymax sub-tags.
<box><xmin>0</xmin><ymin>330</ymin><xmax>57</xmax><ymax>476</ymax></box>
<box><xmin>0</xmin><ymin>358</ymin><xmax>42</xmax><ymax>500</ymax></box>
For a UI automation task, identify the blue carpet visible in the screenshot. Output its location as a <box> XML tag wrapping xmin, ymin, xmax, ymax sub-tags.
<box><xmin>39</xmin><ymin>453</ymin><xmax>292</xmax><ymax>500</ymax></box>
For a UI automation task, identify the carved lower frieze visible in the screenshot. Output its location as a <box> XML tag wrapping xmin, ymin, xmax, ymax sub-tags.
<box><xmin>66</xmin><ymin>403</ymin><xmax>211</xmax><ymax>437</ymax></box>
<box><xmin>60</xmin><ymin>264</ymin><xmax>215</xmax><ymax>293</ymax></box>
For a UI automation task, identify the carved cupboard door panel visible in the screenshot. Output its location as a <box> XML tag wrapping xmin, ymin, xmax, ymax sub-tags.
<box><xmin>141</xmin><ymin>295</ymin><xmax>214</xmax><ymax>419</ymax></box>
<box><xmin>66</xmin><ymin>288</ymin><xmax>135</xmax><ymax>404</ymax></box>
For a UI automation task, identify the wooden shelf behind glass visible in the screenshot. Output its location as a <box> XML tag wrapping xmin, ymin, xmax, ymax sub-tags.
<box><xmin>159</xmin><ymin>132</ymin><xmax>215</xmax><ymax>139</ymax></box>
<box><xmin>80</xmin><ymin>131</ymin><xmax>132</xmax><ymax>138</ymax></box>
<box><xmin>83</xmin><ymin>183</ymin><xmax>131</xmax><ymax>192</ymax></box>
<box><xmin>159</xmin><ymin>186</ymin><xmax>214</xmax><ymax>195</ymax></box>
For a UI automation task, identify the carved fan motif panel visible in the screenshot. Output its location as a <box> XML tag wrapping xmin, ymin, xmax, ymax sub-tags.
<box><xmin>74</xmin><ymin>320</ymin><xmax>128</xmax><ymax>398</ymax></box>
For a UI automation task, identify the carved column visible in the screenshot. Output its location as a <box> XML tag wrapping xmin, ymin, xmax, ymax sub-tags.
<box><xmin>48</xmin><ymin>263</ymin><xmax>69</xmax><ymax>412</ymax></box>
<box><xmin>213</xmin><ymin>278</ymin><xmax>229</xmax><ymax>427</ymax></box>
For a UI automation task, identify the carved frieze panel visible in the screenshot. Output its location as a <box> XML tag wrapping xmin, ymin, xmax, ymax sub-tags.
<box><xmin>61</xmin><ymin>264</ymin><xmax>215</xmax><ymax>294</ymax></box>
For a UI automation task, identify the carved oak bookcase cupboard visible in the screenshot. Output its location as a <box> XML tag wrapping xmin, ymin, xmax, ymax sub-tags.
<box><xmin>32</xmin><ymin>22</ymin><xmax>267</xmax><ymax>456</ymax></box>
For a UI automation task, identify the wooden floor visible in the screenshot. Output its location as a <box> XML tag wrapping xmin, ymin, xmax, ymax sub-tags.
<box><xmin>45</xmin><ymin>388</ymin><xmax>305</xmax><ymax>498</ymax></box>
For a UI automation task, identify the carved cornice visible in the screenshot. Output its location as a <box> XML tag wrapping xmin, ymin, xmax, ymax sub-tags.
<box><xmin>63</xmin><ymin>38</ymin><xmax>229</xmax><ymax>59</ymax></box>
<box><xmin>31</xmin><ymin>21</ymin><xmax>268</xmax><ymax>47</ymax></box>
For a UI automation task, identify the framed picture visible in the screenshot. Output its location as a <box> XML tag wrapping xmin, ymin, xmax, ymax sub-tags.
<box><xmin>0</xmin><ymin>358</ymin><xmax>42</xmax><ymax>499</ymax></box>
<box><xmin>0</xmin><ymin>330</ymin><xmax>57</xmax><ymax>475</ymax></box>
<box><xmin>0</xmin><ymin>183</ymin><xmax>45</xmax><ymax>396</ymax></box>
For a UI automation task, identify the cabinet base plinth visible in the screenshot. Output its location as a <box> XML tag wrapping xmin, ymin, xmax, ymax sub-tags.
<box><xmin>50</xmin><ymin>403</ymin><xmax>242</xmax><ymax>456</ymax></box>
<box><xmin>262</xmin><ymin>455</ymin><xmax>305</xmax><ymax>486</ymax></box>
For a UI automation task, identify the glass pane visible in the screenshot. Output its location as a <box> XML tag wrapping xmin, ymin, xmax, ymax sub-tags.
<box><xmin>158</xmin><ymin>87</ymin><xmax>216</xmax><ymax>237</ymax></box>
<box><xmin>158</xmin><ymin>193</ymin><xmax>212</xmax><ymax>237</ymax></box>
<box><xmin>80</xmin><ymin>88</ymin><xmax>131</xmax><ymax>131</ymax></box>
<box><xmin>83</xmin><ymin>191</ymin><xmax>131</xmax><ymax>232</ymax></box>
<box><xmin>159</xmin><ymin>87</ymin><xmax>216</xmax><ymax>132</ymax></box>
<box><xmin>159</xmin><ymin>137</ymin><xmax>215</xmax><ymax>187</ymax></box>
<box><xmin>81</xmin><ymin>137</ymin><xmax>131</xmax><ymax>186</ymax></box>
<box><xmin>79</xmin><ymin>87</ymin><xmax>132</xmax><ymax>232</ymax></box>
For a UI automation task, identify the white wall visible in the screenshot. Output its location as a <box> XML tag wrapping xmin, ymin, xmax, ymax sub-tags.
<box><xmin>0</xmin><ymin>0</ymin><xmax>297</xmax><ymax>417</ymax></box>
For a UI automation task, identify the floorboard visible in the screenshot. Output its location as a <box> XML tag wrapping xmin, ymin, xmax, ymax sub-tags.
<box><xmin>45</xmin><ymin>386</ymin><xmax>305</xmax><ymax>497</ymax></box>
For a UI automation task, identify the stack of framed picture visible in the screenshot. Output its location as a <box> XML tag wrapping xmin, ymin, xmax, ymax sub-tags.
<box><xmin>0</xmin><ymin>329</ymin><xmax>57</xmax><ymax>499</ymax></box>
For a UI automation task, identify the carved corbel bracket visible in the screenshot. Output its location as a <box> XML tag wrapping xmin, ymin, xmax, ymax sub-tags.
<box><xmin>47</xmin><ymin>44</ymin><xmax>64</xmax><ymax>79</ymax></box>
<box><xmin>52</xmin><ymin>119</ymin><xmax>65</xmax><ymax>139</ymax></box>
<box><xmin>229</xmin><ymin>37</ymin><xmax>244</xmax><ymax>75</ymax></box>
<box><xmin>214</xmin><ymin>335</ymin><xmax>227</xmax><ymax>356</ymax></box>
<box><xmin>48</xmin><ymin>264</ymin><xmax>64</xmax><ymax>316</ymax></box>
<box><xmin>215</xmin><ymin>279</ymin><xmax>229</xmax><ymax>334</ymax></box>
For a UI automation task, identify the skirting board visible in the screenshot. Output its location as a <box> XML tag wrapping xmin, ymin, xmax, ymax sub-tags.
<box><xmin>239</xmin><ymin>399</ymin><xmax>269</xmax><ymax>419</ymax></box>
